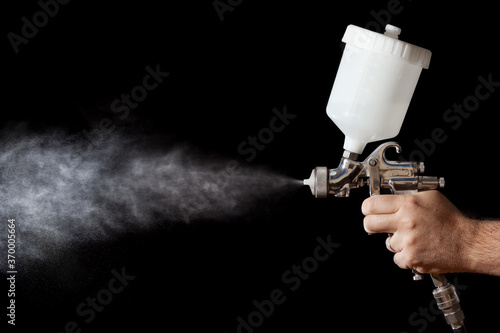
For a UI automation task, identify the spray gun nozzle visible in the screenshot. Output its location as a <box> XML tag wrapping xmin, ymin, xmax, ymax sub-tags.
<box><xmin>303</xmin><ymin>170</ymin><xmax>315</xmax><ymax>194</ymax></box>
<box><xmin>303</xmin><ymin>167</ymin><xmax>328</xmax><ymax>198</ymax></box>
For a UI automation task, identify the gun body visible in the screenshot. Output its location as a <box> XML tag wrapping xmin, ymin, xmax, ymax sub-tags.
<box><xmin>304</xmin><ymin>142</ymin><xmax>467</xmax><ymax>332</ymax></box>
<box><xmin>304</xmin><ymin>141</ymin><xmax>444</xmax><ymax>198</ymax></box>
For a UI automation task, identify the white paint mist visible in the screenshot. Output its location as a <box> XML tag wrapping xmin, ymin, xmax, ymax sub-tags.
<box><xmin>0</xmin><ymin>126</ymin><xmax>300</xmax><ymax>268</ymax></box>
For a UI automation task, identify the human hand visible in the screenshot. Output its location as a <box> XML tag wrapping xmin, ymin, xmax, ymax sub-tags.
<box><xmin>361</xmin><ymin>191</ymin><xmax>476</xmax><ymax>275</ymax></box>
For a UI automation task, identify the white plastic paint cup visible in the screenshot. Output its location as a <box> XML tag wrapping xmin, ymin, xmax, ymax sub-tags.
<box><xmin>327</xmin><ymin>24</ymin><xmax>432</xmax><ymax>154</ymax></box>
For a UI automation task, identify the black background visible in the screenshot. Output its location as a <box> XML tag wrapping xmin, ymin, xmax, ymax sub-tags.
<box><xmin>3</xmin><ymin>1</ymin><xmax>500</xmax><ymax>332</ymax></box>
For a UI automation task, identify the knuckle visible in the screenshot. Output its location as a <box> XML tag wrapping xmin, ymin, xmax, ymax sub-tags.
<box><xmin>400</xmin><ymin>215</ymin><xmax>418</xmax><ymax>231</ymax></box>
<box><xmin>404</xmin><ymin>249</ymin><xmax>423</xmax><ymax>269</ymax></box>
<box><xmin>405</xmin><ymin>252</ymin><xmax>416</xmax><ymax>267</ymax></box>
<box><xmin>404</xmin><ymin>233</ymin><xmax>418</xmax><ymax>247</ymax></box>
<box><xmin>396</xmin><ymin>196</ymin><xmax>422</xmax><ymax>230</ymax></box>
<box><xmin>404</xmin><ymin>195</ymin><xmax>420</xmax><ymax>208</ymax></box>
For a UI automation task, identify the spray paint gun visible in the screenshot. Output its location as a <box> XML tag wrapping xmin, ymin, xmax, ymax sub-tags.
<box><xmin>304</xmin><ymin>24</ymin><xmax>467</xmax><ymax>332</ymax></box>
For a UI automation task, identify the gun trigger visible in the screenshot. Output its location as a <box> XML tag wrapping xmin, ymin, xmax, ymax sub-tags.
<box><xmin>368</xmin><ymin>158</ymin><xmax>380</xmax><ymax>196</ymax></box>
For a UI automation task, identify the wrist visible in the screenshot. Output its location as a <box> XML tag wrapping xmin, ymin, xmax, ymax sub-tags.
<box><xmin>458</xmin><ymin>217</ymin><xmax>481</xmax><ymax>274</ymax></box>
<box><xmin>463</xmin><ymin>218</ymin><xmax>500</xmax><ymax>276</ymax></box>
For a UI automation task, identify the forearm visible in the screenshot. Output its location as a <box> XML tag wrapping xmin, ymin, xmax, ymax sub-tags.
<box><xmin>466</xmin><ymin>219</ymin><xmax>500</xmax><ymax>277</ymax></box>
<box><xmin>362</xmin><ymin>192</ymin><xmax>500</xmax><ymax>276</ymax></box>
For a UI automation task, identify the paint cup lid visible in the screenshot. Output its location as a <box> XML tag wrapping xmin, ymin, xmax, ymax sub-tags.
<box><xmin>342</xmin><ymin>24</ymin><xmax>432</xmax><ymax>69</ymax></box>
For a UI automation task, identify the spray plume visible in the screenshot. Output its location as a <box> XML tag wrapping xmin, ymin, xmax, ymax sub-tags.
<box><xmin>0</xmin><ymin>125</ymin><xmax>300</xmax><ymax>267</ymax></box>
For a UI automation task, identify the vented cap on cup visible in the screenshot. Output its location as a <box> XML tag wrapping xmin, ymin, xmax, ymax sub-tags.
<box><xmin>342</xmin><ymin>24</ymin><xmax>432</xmax><ymax>69</ymax></box>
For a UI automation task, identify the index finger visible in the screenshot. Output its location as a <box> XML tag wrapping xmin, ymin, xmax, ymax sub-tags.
<box><xmin>361</xmin><ymin>195</ymin><xmax>404</xmax><ymax>215</ymax></box>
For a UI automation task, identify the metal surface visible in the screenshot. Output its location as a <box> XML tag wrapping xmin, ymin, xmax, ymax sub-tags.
<box><xmin>304</xmin><ymin>141</ymin><xmax>467</xmax><ymax>332</ymax></box>
<box><xmin>431</xmin><ymin>274</ymin><xmax>466</xmax><ymax>330</ymax></box>
<box><xmin>303</xmin><ymin>141</ymin><xmax>444</xmax><ymax>198</ymax></box>
<box><xmin>304</xmin><ymin>167</ymin><xmax>328</xmax><ymax>198</ymax></box>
